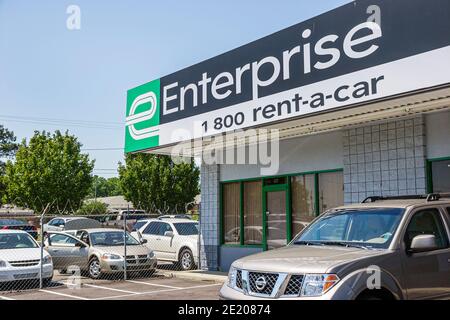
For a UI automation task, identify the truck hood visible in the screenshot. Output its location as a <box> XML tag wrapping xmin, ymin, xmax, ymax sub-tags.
<box><xmin>234</xmin><ymin>245</ymin><xmax>387</xmax><ymax>274</ymax></box>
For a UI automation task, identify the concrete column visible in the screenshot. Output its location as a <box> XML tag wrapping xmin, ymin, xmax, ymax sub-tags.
<box><xmin>199</xmin><ymin>163</ymin><xmax>220</xmax><ymax>271</ymax></box>
<box><xmin>343</xmin><ymin>116</ymin><xmax>427</xmax><ymax>204</ymax></box>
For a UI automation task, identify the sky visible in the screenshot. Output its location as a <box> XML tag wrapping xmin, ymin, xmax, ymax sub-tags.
<box><xmin>0</xmin><ymin>0</ymin><xmax>349</xmax><ymax>177</ymax></box>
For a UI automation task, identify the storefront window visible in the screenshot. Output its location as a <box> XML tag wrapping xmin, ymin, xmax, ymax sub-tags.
<box><xmin>222</xmin><ymin>183</ymin><xmax>240</xmax><ymax>244</ymax></box>
<box><xmin>431</xmin><ymin>159</ymin><xmax>450</xmax><ymax>192</ymax></box>
<box><xmin>243</xmin><ymin>181</ymin><xmax>262</xmax><ymax>245</ymax></box>
<box><xmin>318</xmin><ymin>171</ymin><xmax>344</xmax><ymax>213</ymax></box>
<box><xmin>291</xmin><ymin>175</ymin><xmax>315</xmax><ymax>235</ymax></box>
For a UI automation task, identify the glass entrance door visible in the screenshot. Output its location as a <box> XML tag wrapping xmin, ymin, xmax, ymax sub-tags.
<box><xmin>265</xmin><ymin>190</ymin><xmax>287</xmax><ymax>250</ymax></box>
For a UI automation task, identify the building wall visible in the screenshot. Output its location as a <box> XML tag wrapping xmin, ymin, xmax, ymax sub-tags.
<box><xmin>220</xmin><ymin>246</ymin><xmax>263</xmax><ymax>271</ymax></box>
<box><xmin>343</xmin><ymin>116</ymin><xmax>427</xmax><ymax>204</ymax></box>
<box><xmin>199</xmin><ymin>163</ymin><xmax>220</xmax><ymax>271</ymax></box>
<box><xmin>220</xmin><ymin>131</ymin><xmax>343</xmax><ymax>182</ymax></box>
<box><xmin>426</xmin><ymin>110</ymin><xmax>450</xmax><ymax>159</ymax></box>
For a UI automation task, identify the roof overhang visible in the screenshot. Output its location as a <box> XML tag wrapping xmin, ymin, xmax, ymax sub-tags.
<box><xmin>143</xmin><ymin>85</ymin><xmax>450</xmax><ymax>156</ymax></box>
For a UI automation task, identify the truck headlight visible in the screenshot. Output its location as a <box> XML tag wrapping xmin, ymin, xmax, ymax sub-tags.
<box><xmin>102</xmin><ymin>253</ymin><xmax>122</xmax><ymax>260</ymax></box>
<box><xmin>0</xmin><ymin>260</ymin><xmax>7</xmax><ymax>268</ymax></box>
<box><xmin>301</xmin><ymin>274</ymin><xmax>340</xmax><ymax>296</ymax></box>
<box><xmin>42</xmin><ymin>255</ymin><xmax>52</xmax><ymax>265</ymax></box>
<box><xmin>227</xmin><ymin>266</ymin><xmax>237</xmax><ymax>288</ymax></box>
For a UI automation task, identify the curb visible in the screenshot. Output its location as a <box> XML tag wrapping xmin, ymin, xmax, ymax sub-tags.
<box><xmin>158</xmin><ymin>270</ymin><xmax>227</xmax><ymax>284</ymax></box>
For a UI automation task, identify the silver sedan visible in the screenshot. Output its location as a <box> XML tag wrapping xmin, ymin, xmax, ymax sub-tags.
<box><xmin>44</xmin><ymin>229</ymin><xmax>157</xmax><ymax>279</ymax></box>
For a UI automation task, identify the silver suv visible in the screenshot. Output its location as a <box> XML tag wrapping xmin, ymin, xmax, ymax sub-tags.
<box><xmin>220</xmin><ymin>194</ymin><xmax>450</xmax><ymax>300</ymax></box>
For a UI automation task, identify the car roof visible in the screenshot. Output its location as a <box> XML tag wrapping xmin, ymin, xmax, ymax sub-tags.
<box><xmin>0</xmin><ymin>229</ymin><xmax>28</xmax><ymax>234</ymax></box>
<box><xmin>51</xmin><ymin>217</ymin><xmax>86</xmax><ymax>221</ymax></box>
<box><xmin>80</xmin><ymin>228</ymin><xmax>126</xmax><ymax>233</ymax></box>
<box><xmin>136</xmin><ymin>218</ymin><xmax>196</xmax><ymax>224</ymax></box>
<box><xmin>333</xmin><ymin>198</ymin><xmax>450</xmax><ymax>210</ymax></box>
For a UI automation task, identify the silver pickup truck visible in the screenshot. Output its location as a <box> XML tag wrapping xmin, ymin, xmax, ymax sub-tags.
<box><xmin>220</xmin><ymin>194</ymin><xmax>450</xmax><ymax>300</ymax></box>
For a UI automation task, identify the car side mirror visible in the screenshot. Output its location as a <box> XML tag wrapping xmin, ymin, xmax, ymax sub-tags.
<box><xmin>408</xmin><ymin>235</ymin><xmax>438</xmax><ymax>254</ymax></box>
<box><xmin>75</xmin><ymin>242</ymin><xmax>86</xmax><ymax>248</ymax></box>
<box><xmin>141</xmin><ymin>239</ymin><xmax>148</xmax><ymax>244</ymax></box>
<box><xmin>164</xmin><ymin>231</ymin><xmax>174</xmax><ymax>238</ymax></box>
<box><xmin>59</xmin><ymin>225</ymin><xmax>65</xmax><ymax>228</ymax></box>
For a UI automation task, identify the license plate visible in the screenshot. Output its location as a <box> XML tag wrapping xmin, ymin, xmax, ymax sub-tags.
<box><xmin>14</xmin><ymin>273</ymin><xmax>38</xmax><ymax>280</ymax></box>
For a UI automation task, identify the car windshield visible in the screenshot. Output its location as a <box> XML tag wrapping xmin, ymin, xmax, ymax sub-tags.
<box><xmin>0</xmin><ymin>233</ymin><xmax>38</xmax><ymax>249</ymax></box>
<box><xmin>0</xmin><ymin>219</ymin><xmax>25</xmax><ymax>226</ymax></box>
<box><xmin>174</xmin><ymin>223</ymin><xmax>199</xmax><ymax>235</ymax></box>
<box><xmin>89</xmin><ymin>231</ymin><xmax>140</xmax><ymax>246</ymax></box>
<box><xmin>292</xmin><ymin>208</ymin><xmax>405</xmax><ymax>249</ymax></box>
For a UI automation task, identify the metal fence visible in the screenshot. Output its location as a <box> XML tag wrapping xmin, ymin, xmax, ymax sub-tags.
<box><xmin>0</xmin><ymin>207</ymin><xmax>201</xmax><ymax>293</ymax></box>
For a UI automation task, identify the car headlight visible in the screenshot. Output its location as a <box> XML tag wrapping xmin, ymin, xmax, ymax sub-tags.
<box><xmin>42</xmin><ymin>255</ymin><xmax>52</xmax><ymax>265</ymax></box>
<box><xmin>0</xmin><ymin>260</ymin><xmax>7</xmax><ymax>268</ymax></box>
<box><xmin>301</xmin><ymin>274</ymin><xmax>340</xmax><ymax>296</ymax></box>
<box><xmin>102</xmin><ymin>253</ymin><xmax>122</xmax><ymax>260</ymax></box>
<box><xmin>148</xmin><ymin>251</ymin><xmax>155</xmax><ymax>258</ymax></box>
<box><xmin>227</xmin><ymin>266</ymin><xmax>238</xmax><ymax>288</ymax></box>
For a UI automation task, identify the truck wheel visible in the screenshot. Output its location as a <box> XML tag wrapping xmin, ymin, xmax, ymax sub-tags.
<box><xmin>43</xmin><ymin>277</ymin><xmax>53</xmax><ymax>287</ymax></box>
<box><xmin>179</xmin><ymin>249</ymin><xmax>195</xmax><ymax>271</ymax></box>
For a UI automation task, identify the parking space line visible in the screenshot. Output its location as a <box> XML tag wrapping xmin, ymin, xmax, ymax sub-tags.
<box><xmin>95</xmin><ymin>283</ymin><xmax>222</xmax><ymax>300</ymax></box>
<box><xmin>83</xmin><ymin>284</ymin><xmax>138</xmax><ymax>294</ymax></box>
<box><xmin>39</xmin><ymin>289</ymin><xmax>90</xmax><ymax>300</ymax></box>
<box><xmin>126</xmin><ymin>280</ymin><xmax>183</xmax><ymax>289</ymax></box>
<box><xmin>0</xmin><ymin>295</ymin><xmax>15</xmax><ymax>300</ymax></box>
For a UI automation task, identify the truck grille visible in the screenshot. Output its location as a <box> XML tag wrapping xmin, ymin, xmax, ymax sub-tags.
<box><xmin>236</xmin><ymin>270</ymin><xmax>242</xmax><ymax>289</ymax></box>
<box><xmin>283</xmin><ymin>275</ymin><xmax>304</xmax><ymax>296</ymax></box>
<box><xmin>248</xmin><ymin>272</ymin><xmax>278</xmax><ymax>296</ymax></box>
<box><xmin>9</xmin><ymin>259</ymin><xmax>40</xmax><ymax>267</ymax></box>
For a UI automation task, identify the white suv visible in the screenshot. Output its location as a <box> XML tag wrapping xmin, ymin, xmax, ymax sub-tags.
<box><xmin>131</xmin><ymin>219</ymin><xmax>199</xmax><ymax>270</ymax></box>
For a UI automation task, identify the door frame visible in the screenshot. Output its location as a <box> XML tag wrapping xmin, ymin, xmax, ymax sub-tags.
<box><xmin>262</xmin><ymin>183</ymin><xmax>291</xmax><ymax>251</ymax></box>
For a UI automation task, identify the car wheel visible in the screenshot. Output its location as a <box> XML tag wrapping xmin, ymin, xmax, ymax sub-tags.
<box><xmin>88</xmin><ymin>258</ymin><xmax>102</xmax><ymax>279</ymax></box>
<box><xmin>179</xmin><ymin>249</ymin><xmax>195</xmax><ymax>271</ymax></box>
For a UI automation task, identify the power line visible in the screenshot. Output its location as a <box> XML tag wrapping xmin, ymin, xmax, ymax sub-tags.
<box><xmin>81</xmin><ymin>148</ymin><xmax>124</xmax><ymax>151</ymax></box>
<box><xmin>0</xmin><ymin>118</ymin><xmax>123</xmax><ymax>130</ymax></box>
<box><xmin>0</xmin><ymin>114</ymin><xmax>123</xmax><ymax>126</ymax></box>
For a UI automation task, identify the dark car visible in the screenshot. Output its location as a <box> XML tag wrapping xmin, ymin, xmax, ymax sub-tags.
<box><xmin>0</xmin><ymin>219</ymin><xmax>38</xmax><ymax>239</ymax></box>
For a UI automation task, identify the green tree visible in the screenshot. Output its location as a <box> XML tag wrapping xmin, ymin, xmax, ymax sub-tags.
<box><xmin>89</xmin><ymin>176</ymin><xmax>122</xmax><ymax>198</ymax></box>
<box><xmin>118</xmin><ymin>154</ymin><xmax>200</xmax><ymax>214</ymax></box>
<box><xmin>77</xmin><ymin>200</ymin><xmax>108</xmax><ymax>215</ymax></box>
<box><xmin>4</xmin><ymin>131</ymin><xmax>95</xmax><ymax>213</ymax></box>
<box><xmin>0</xmin><ymin>125</ymin><xmax>18</xmax><ymax>203</ymax></box>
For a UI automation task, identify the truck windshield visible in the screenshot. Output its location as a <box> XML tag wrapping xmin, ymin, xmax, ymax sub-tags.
<box><xmin>292</xmin><ymin>208</ymin><xmax>404</xmax><ymax>249</ymax></box>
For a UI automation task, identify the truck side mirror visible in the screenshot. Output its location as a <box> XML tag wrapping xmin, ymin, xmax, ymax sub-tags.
<box><xmin>164</xmin><ymin>231</ymin><xmax>174</xmax><ymax>238</ymax></box>
<box><xmin>408</xmin><ymin>235</ymin><xmax>438</xmax><ymax>254</ymax></box>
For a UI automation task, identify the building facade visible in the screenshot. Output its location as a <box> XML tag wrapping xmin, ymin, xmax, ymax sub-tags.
<box><xmin>124</xmin><ymin>0</ymin><xmax>450</xmax><ymax>271</ymax></box>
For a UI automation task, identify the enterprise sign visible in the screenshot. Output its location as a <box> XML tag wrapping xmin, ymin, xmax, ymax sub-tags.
<box><xmin>125</xmin><ymin>0</ymin><xmax>450</xmax><ymax>153</ymax></box>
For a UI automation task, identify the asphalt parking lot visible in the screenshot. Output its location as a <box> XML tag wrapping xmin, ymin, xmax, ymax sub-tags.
<box><xmin>0</xmin><ymin>272</ymin><xmax>223</xmax><ymax>300</ymax></box>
